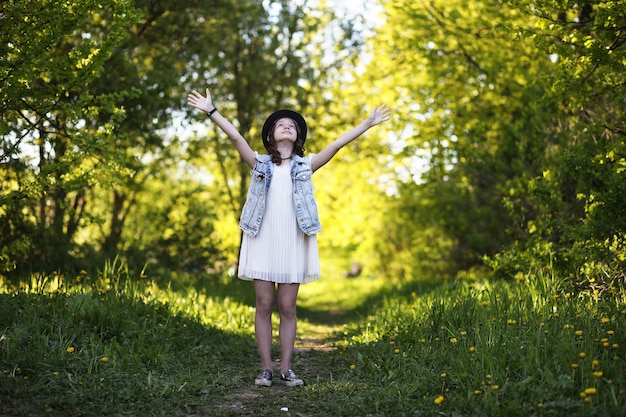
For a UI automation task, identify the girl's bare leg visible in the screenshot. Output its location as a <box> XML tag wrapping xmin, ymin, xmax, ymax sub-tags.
<box><xmin>254</xmin><ymin>280</ymin><xmax>276</xmax><ymax>371</ymax></box>
<box><xmin>277</xmin><ymin>283</ymin><xmax>300</xmax><ymax>374</ymax></box>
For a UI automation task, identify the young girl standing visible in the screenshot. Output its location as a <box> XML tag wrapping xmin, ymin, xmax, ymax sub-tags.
<box><xmin>187</xmin><ymin>88</ymin><xmax>390</xmax><ymax>387</ymax></box>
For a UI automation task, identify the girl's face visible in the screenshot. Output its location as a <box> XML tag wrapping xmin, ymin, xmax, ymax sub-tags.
<box><xmin>273</xmin><ymin>118</ymin><xmax>298</xmax><ymax>142</ymax></box>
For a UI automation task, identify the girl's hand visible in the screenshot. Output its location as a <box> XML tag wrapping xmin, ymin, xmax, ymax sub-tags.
<box><xmin>367</xmin><ymin>104</ymin><xmax>391</xmax><ymax>127</ymax></box>
<box><xmin>187</xmin><ymin>88</ymin><xmax>214</xmax><ymax>113</ymax></box>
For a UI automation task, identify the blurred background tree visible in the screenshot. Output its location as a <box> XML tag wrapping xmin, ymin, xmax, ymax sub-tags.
<box><xmin>2</xmin><ymin>0</ymin><xmax>624</xmax><ymax>289</ymax></box>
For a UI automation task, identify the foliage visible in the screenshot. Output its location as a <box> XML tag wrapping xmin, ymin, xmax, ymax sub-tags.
<box><xmin>1</xmin><ymin>0</ymin><xmax>141</xmax><ymax>273</ymax></box>
<box><xmin>362</xmin><ymin>0</ymin><xmax>626</xmax><ymax>283</ymax></box>
<box><xmin>1</xmin><ymin>263</ymin><xmax>624</xmax><ymax>416</ymax></box>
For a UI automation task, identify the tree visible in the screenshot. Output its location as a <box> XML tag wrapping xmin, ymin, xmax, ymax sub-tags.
<box><xmin>0</xmin><ymin>0</ymin><xmax>141</xmax><ymax>274</ymax></box>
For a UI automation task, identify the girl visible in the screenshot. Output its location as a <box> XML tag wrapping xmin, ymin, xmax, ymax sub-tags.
<box><xmin>187</xmin><ymin>88</ymin><xmax>390</xmax><ymax>387</ymax></box>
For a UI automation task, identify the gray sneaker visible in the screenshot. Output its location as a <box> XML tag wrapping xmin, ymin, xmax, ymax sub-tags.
<box><xmin>255</xmin><ymin>369</ymin><xmax>273</xmax><ymax>387</ymax></box>
<box><xmin>280</xmin><ymin>369</ymin><xmax>304</xmax><ymax>387</ymax></box>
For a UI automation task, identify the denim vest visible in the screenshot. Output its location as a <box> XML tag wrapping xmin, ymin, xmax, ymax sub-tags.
<box><xmin>239</xmin><ymin>154</ymin><xmax>322</xmax><ymax>237</ymax></box>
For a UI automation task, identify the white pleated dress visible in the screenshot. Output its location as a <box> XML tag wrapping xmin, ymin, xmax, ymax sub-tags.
<box><xmin>238</xmin><ymin>159</ymin><xmax>321</xmax><ymax>284</ymax></box>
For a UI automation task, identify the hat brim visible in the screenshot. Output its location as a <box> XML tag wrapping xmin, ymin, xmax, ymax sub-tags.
<box><xmin>262</xmin><ymin>109</ymin><xmax>307</xmax><ymax>149</ymax></box>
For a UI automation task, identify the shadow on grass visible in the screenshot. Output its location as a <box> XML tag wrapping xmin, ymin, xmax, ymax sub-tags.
<box><xmin>0</xmin><ymin>291</ymin><xmax>259</xmax><ymax>417</ymax></box>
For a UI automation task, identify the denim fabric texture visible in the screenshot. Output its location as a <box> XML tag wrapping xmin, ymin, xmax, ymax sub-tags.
<box><xmin>239</xmin><ymin>154</ymin><xmax>322</xmax><ymax>237</ymax></box>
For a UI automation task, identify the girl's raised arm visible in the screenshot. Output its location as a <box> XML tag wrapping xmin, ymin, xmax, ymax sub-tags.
<box><xmin>187</xmin><ymin>88</ymin><xmax>257</xmax><ymax>169</ymax></box>
<box><xmin>311</xmin><ymin>104</ymin><xmax>391</xmax><ymax>172</ymax></box>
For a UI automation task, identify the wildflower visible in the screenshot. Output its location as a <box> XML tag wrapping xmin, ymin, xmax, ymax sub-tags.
<box><xmin>607</xmin><ymin>330</ymin><xmax>615</xmax><ymax>335</ymax></box>
<box><xmin>435</xmin><ymin>337</ymin><xmax>441</xmax><ymax>342</ymax></box>
<box><xmin>579</xmin><ymin>352</ymin><xmax>586</xmax><ymax>359</ymax></box>
<box><xmin>481</xmin><ymin>301</ymin><xmax>489</xmax><ymax>307</ymax></box>
<box><xmin>434</xmin><ymin>395</ymin><xmax>445</xmax><ymax>405</ymax></box>
<box><xmin>460</xmin><ymin>331</ymin><xmax>467</xmax><ymax>337</ymax></box>
<box><xmin>394</xmin><ymin>349</ymin><xmax>400</xmax><ymax>354</ymax></box>
<box><xmin>571</xmin><ymin>363</ymin><xmax>579</xmax><ymax>369</ymax></box>
<box><xmin>101</xmin><ymin>357</ymin><xmax>109</xmax><ymax>363</ymax></box>
<box><xmin>601</xmin><ymin>318</ymin><xmax>610</xmax><ymax>324</ymax></box>
<box><xmin>485</xmin><ymin>374</ymin><xmax>492</xmax><ymax>380</ymax></box>
<box><xmin>469</xmin><ymin>346</ymin><xmax>476</xmax><ymax>353</ymax></box>
<box><xmin>67</xmin><ymin>347</ymin><xmax>75</xmax><ymax>353</ymax></box>
<box><xmin>474</xmin><ymin>390</ymin><xmax>482</xmax><ymax>395</ymax></box>
<box><xmin>390</xmin><ymin>341</ymin><xmax>395</xmax><ymax>345</ymax></box>
<box><xmin>537</xmin><ymin>402</ymin><xmax>543</xmax><ymax>408</ymax></box>
<box><xmin>594</xmin><ymin>371</ymin><xmax>603</xmax><ymax>378</ymax></box>
<box><xmin>440</xmin><ymin>373</ymin><xmax>447</xmax><ymax>378</ymax></box>
<box><xmin>450</xmin><ymin>338</ymin><xmax>458</xmax><ymax>344</ymax></box>
<box><xmin>507</xmin><ymin>319</ymin><xmax>517</xmax><ymax>325</ymax></box>
<box><xmin>612</xmin><ymin>343</ymin><xmax>619</xmax><ymax>349</ymax></box>
<box><xmin>584</xmin><ymin>397</ymin><xmax>592</xmax><ymax>403</ymax></box>
<box><xmin>592</xmin><ymin>359</ymin><xmax>599</xmax><ymax>368</ymax></box>
<box><xmin>53</xmin><ymin>372</ymin><xmax>59</xmax><ymax>376</ymax></box>
<box><xmin>584</xmin><ymin>387</ymin><xmax>597</xmax><ymax>395</ymax></box>
<box><xmin>564</xmin><ymin>324</ymin><xmax>573</xmax><ymax>329</ymax></box>
<box><xmin>575</xmin><ymin>330</ymin><xmax>583</xmax><ymax>337</ymax></box>
<box><xmin>491</xmin><ymin>385</ymin><xmax>499</xmax><ymax>390</ymax></box>
<box><xmin>350</xmin><ymin>364</ymin><xmax>356</xmax><ymax>369</ymax></box>
<box><xmin>411</xmin><ymin>291</ymin><xmax>416</xmax><ymax>297</ymax></box>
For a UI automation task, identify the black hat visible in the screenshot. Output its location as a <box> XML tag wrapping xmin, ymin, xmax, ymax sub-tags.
<box><xmin>262</xmin><ymin>109</ymin><xmax>307</xmax><ymax>149</ymax></box>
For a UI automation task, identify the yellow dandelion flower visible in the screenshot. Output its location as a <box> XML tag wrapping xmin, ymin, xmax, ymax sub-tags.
<box><xmin>434</xmin><ymin>395</ymin><xmax>445</xmax><ymax>405</ymax></box>
<box><xmin>594</xmin><ymin>371</ymin><xmax>603</xmax><ymax>378</ymax></box>
<box><xmin>584</xmin><ymin>387</ymin><xmax>597</xmax><ymax>395</ymax></box>
<box><xmin>394</xmin><ymin>349</ymin><xmax>400</xmax><ymax>354</ymax></box>
<box><xmin>601</xmin><ymin>317</ymin><xmax>610</xmax><ymax>324</ymax></box>
<box><xmin>440</xmin><ymin>373</ymin><xmax>447</xmax><ymax>378</ymax></box>
<box><xmin>507</xmin><ymin>319</ymin><xmax>517</xmax><ymax>325</ymax></box>
<box><xmin>450</xmin><ymin>338</ymin><xmax>458</xmax><ymax>344</ymax></box>
<box><xmin>607</xmin><ymin>330</ymin><xmax>615</xmax><ymax>335</ymax></box>
<box><xmin>537</xmin><ymin>402</ymin><xmax>543</xmax><ymax>408</ymax></box>
<box><xmin>53</xmin><ymin>372</ymin><xmax>60</xmax><ymax>376</ymax></box>
<box><xmin>411</xmin><ymin>291</ymin><xmax>417</xmax><ymax>297</ymax></box>
<box><xmin>612</xmin><ymin>343</ymin><xmax>619</xmax><ymax>349</ymax></box>
<box><xmin>350</xmin><ymin>364</ymin><xmax>356</xmax><ymax>369</ymax></box>
<box><xmin>101</xmin><ymin>357</ymin><xmax>109</xmax><ymax>363</ymax></box>
<box><xmin>461</xmin><ymin>331</ymin><xmax>467</xmax><ymax>337</ymax></box>
<box><xmin>571</xmin><ymin>363</ymin><xmax>579</xmax><ymax>369</ymax></box>
<box><xmin>603</xmin><ymin>342</ymin><xmax>610</xmax><ymax>348</ymax></box>
<box><xmin>491</xmin><ymin>385</ymin><xmax>499</xmax><ymax>390</ymax></box>
<box><xmin>390</xmin><ymin>341</ymin><xmax>395</xmax><ymax>345</ymax></box>
<box><xmin>575</xmin><ymin>330</ymin><xmax>583</xmax><ymax>337</ymax></box>
<box><xmin>474</xmin><ymin>390</ymin><xmax>482</xmax><ymax>395</ymax></box>
<box><xmin>485</xmin><ymin>374</ymin><xmax>492</xmax><ymax>379</ymax></box>
<box><xmin>67</xmin><ymin>347</ymin><xmax>75</xmax><ymax>353</ymax></box>
<box><xmin>469</xmin><ymin>346</ymin><xmax>476</xmax><ymax>353</ymax></box>
<box><xmin>435</xmin><ymin>337</ymin><xmax>441</xmax><ymax>342</ymax></box>
<box><xmin>579</xmin><ymin>352</ymin><xmax>586</xmax><ymax>359</ymax></box>
<box><xmin>481</xmin><ymin>301</ymin><xmax>489</xmax><ymax>307</ymax></box>
<box><xmin>592</xmin><ymin>359</ymin><xmax>599</xmax><ymax>368</ymax></box>
<box><xmin>584</xmin><ymin>397</ymin><xmax>592</xmax><ymax>403</ymax></box>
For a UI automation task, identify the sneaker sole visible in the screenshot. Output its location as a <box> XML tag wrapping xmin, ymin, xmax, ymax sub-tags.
<box><xmin>255</xmin><ymin>379</ymin><xmax>272</xmax><ymax>387</ymax></box>
<box><xmin>280</xmin><ymin>379</ymin><xmax>304</xmax><ymax>387</ymax></box>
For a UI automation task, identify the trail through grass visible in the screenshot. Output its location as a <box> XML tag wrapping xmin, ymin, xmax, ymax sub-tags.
<box><xmin>1</xmin><ymin>264</ymin><xmax>625</xmax><ymax>416</ymax></box>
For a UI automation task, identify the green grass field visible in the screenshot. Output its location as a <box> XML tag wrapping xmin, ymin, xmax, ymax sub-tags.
<box><xmin>1</xmin><ymin>260</ymin><xmax>624</xmax><ymax>416</ymax></box>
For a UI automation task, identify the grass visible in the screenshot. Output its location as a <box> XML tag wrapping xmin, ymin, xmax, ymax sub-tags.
<box><xmin>1</xmin><ymin>260</ymin><xmax>625</xmax><ymax>416</ymax></box>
